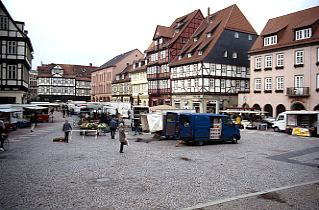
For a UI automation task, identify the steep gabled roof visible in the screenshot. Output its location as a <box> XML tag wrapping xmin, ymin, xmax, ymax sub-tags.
<box><xmin>0</xmin><ymin>1</ymin><xmax>33</xmax><ymax>52</ymax></box>
<box><xmin>250</xmin><ymin>5</ymin><xmax>319</xmax><ymax>53</ymax></box>
<box><xmin>170</xmin><ymin>4</ymin><xmax>257</xmax><ymax>67</ymax></box>
<box><xmin>97</xmin><ymin>49</ymin><xmax>140</xmax><ymax>70</ymax></box>
<box><xmin>37</xmin><ymin>63</ymin><xmax>98</xmax><ymax>81</ymax></box>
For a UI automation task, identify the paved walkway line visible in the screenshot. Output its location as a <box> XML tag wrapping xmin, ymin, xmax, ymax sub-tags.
<box><xmin>182</xmin><ymin>180</ymin><xmax>319</xmax><ymax>210</ymax></box>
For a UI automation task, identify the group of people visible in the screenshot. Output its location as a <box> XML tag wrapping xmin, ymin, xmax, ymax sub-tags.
<box><xmin>62</xmin><ymin>114</ymin><xmax>128</xmax><ymax>153</ymax></box>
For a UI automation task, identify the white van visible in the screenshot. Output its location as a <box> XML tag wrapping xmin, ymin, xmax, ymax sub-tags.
<box><xmin>272</xmin><ymin>111</ymin><xmax>319</xmax><ymax>135</ymax></box>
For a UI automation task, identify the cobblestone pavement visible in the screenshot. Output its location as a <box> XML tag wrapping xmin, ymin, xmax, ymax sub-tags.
<box><xmin>0</xmin><ymin>112</ymin><xmax>318</xmax><ymax>209</ymax></box>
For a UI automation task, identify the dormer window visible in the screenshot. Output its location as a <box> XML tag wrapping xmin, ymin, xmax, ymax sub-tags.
<box><xmin>178</xmin><ymin>55</ymin><xmax>182</xmax><ymax>60</ymax></box>
<box><xmin>159</xmin><ymin>38</ymin><xmax>163</xmax><ymax>44</ymax></box>
<box><xmin>175</xmin><ymin>29</ymin><xmax>180</xmax><ymax>33</ymax></box>
<box><xmin>264</xmin><ymin>35</ymin><xmax>277</xmax><ymax>46</ymax></box>
<box><xmin>295</xmin><ymin>28</ymin><xmax>312</xmax><ymax>40</ymax></box>
<box><xmin>194</xmin><ymin>37</ymin><xmax>198</xmax><ymax>42</ymax></box>
<box><xmin>198</xmin><ymin>51</ymin><xmax>203</xmax><ymax>56</ymax></box>
<box><xmin>207</xmin><ymin>33</ymin><xmax>212</xmax><ymax>38</ymax></box>
<box><xmin>187</xmin><ymin>53</ymin><xmax>192</xmax><ymax>58</ymax></box>
<box><xmin>224</xmin><ymin>51</ymin><xmax>228</xmax><ymax>58</ymax></box>
<box><xmin>154</xmin><ymin>40</ymin><xmax>158</xmax><ymax>46</ymax></box>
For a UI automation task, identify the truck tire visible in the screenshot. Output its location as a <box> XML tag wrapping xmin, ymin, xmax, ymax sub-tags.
<box><xmin>274</xmin><ymin>127</ymin><xmax>280</xmax><ymax>132</ymax></box>
<box><xmin>196</xmin><ymin>141</ymin><xmax>204</xmax><ymax>146</ymax></box>
<box><xmin>232</xmin><ymin>135</ymin><xmax>238</xmax><ymax>144</ymax></box>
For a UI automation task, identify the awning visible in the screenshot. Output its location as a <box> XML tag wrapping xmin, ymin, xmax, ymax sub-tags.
<box><xmin>23</xmin><ymin>106</ymin><xmax>48</xmax><ymax>110</ymax></box>
<box><xmin>0</xmin><ymin>108</ymin><xmax>21</xmax><ymax>113</ymax></box>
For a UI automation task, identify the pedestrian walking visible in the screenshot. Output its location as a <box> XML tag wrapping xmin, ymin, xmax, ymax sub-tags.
<box><xmin>118</xmin><ymin>123</ymin><xmax>127</xmax><ymax>153</ymax></box>
<box><xmin>134</xmin><ymin>119</ymin><xmax>141</xmax><ymax>135</ymax></box>
<box><xmin>109</xmin><ymin>117</ymin><xmax>118</xmax><ymax>139</ymax></box>
<box><xmin>0</xmin><ymin>120</ymin><xmax>6</xmax><ymax>151</ymax></box>
<box><xmin>62</xmin><ymin>120</ymin><xmax>72</xmax><ymax>143</ymax></box>
<box><xmin>30</xmin><ymin>112</ymin><xmax>37</xmax><ymax>132</ymax></box>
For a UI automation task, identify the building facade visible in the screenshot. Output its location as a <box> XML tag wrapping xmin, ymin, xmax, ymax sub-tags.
<box><xmin>91</xmin><ymin>49</ymin><xmax>143</xmax><ymax>102</ymax></box>
<box><xmin>170</xmin><ymin>5</ymin><xmax>257</xmax><ymax>113</ymax></box>
<box><xmin>145</xmin><ymin>9</ymin><xmax>204</xmax><ymax>106</ymax></box>
<box><xmin>238</xmin><ymin>6</ymin><xmax>319</xmax><ymax>116</ymax></box>
<box><xmin>112</xmin><ymin>64</ymin><xmax>132</xmax><ymax>103</ymax></box>
<box><xmin>130</xmin><ymin>59</ymin><xmax>148</xmax><ymax>106</ymax></box>
<box><xmin>28</xmin><ymin>69</ymin><xmax>38</xmax><ymax>102</ymax></box>
<box><xmin>0</xmin><ymin>1</ymin><xmax>33</xmax><ymax>104</ymax></box>
<box><xmin>37</xmin><ymin>63</ymin><xmax>97</xmax><ymax>102</ymax></box>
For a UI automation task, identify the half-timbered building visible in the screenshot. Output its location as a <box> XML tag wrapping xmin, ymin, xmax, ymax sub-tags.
<box><xmin>0</xmin><ymin>1</ymin><xmax>33</xmax><ymax>104</ymax></box>
<box><xmin>112</xmin><ymin>64</ymin><xmax>132</xmax><ymax>103</ymax></box>
<box><xmin>91</xmin><ymin>49</ymin><xmax>143</xmax><ymax>102</ymax></box>
<box><xmin>170</xmin><ymin>5</ymin><xmax>257</xmax><ymax>113</ymax></box>
<box><xmin>37</xmin><ymin>63</ymin><xmax>98</xmax><ymax>102</ymax></box>
<box><xmin>145</xmin><ymin>9</ymin><xmax>204</xmax><ymax>106</ymax></box>
<box><xmin>130</xmin><ymin>58</ymin><xmax>148</xmax><ymax>106</ymax></box>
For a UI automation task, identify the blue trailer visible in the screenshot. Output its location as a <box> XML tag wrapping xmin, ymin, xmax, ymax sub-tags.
<box><xmin>179</xmin><ymin>113</ymin><xmax>240</xmax><ymax>145</ymax></box>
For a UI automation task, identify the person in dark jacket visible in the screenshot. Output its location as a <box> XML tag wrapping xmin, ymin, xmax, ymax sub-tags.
<box><xmin>109</xmin><ymin>117</ymin><xmax>118</xmax><ymax>139</ymax></box>
<box><xmin>118</xmin><ymin>124</ymin><xmax>126</xmax><ymax>153</ymax></box>
<box><xmin>62</xmin><ymin>120</ymin><xmax>72</xmax><ymax>143</ymax></box>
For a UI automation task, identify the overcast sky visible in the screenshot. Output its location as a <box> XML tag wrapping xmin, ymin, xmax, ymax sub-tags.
<box><xmin>2</xmin><ymin>0</ymin><xmax>319</xmax><ymax>69</ymax></box>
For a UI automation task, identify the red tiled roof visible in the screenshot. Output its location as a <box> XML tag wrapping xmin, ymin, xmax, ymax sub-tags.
<box><xmin>171</xmin><ymin>4</ymin><xmax>256</xmax><ymax>67</ymax></box>
<box><xmin>250</xmin><ymin>5</ymin><xmax>319</xmax><ymax>53</ymax></box>
<box><xmin>153</xmin><ymin>25</ymin><xmax>174</xmax><ymax>39</ymax></box>
<box><xmin>37</xmin><ymin>63</ymin><xmax>98</xmax><ymax>81</ymax></box>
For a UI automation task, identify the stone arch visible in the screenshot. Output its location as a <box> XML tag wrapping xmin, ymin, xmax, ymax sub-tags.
<box><xmin>264</xmin><ymin>104</ymin><xmax>273</xmax><ymax>117</ymax></box>
<box><xmin>276</xmin><ymin>104</ymin><xmax>286</xmax><ymax>116</ymax></box>
<box><xmin>291</xmin><ymin>102</ymin><xmax>305</xmax><ymax>110</ymax></box>
<box><xmin>252</xmin><ymin>104</ymin><xmax>261</xmax><ymax>111</ymax></box>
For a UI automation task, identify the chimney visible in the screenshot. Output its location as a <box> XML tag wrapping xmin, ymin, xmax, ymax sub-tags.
<box><xmin>208</xmin><ymin>7</ymin><xmax>210</xmax><ymax>16</ymax></box>
<box><xmin>89</xmin><ymin>63</ymin><xmax>92</xmax><ymax>66</ymax></box>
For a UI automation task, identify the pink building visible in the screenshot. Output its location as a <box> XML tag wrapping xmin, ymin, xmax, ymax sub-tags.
<box><xmin>91</xmin><ymin>49</ymin><xmax>143</xmax><ymax>102</ymax></box>
<box><xmin>239</xmin><ymin>6</ymin><xmax>319</xmax><ymax>117</ymax></box>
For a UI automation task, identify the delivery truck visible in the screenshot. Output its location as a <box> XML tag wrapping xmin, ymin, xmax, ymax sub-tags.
<box><xmin>178</xmin><ymin>113</ymin><xmax>240</xmax><ymax>145</ymax></box>
<box><xmin>272</xmin><ymin>111</ymin><xmax>319</xmax><ymax>136</ymax></box>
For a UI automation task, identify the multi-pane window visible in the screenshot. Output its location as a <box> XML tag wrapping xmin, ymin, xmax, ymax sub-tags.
<box><xmin>209</xmin><ymin>79</ymin><xmax>214</xmax><ymax>87</ymax></box>
<box><xmin>295</xmin><ymin>28</ymin><xmax>312</xmax><ymax>40</ymax></box>
<box><xmin>8</xmin><ymin>65</ymin><xmax>17</xmax><ymax>79</ymax></box>
<box><xmin>254</xmin><ymin>78</ymin><xmax>261</xmax><ymax>91</ymax></box>
<box><xmin>160</xmin><ymin>50</ymin><xmax>166</xmax><ymax>59</ymax></box>
<box><xmin>276</xmin><ymin>53</ymin><xmax>284</xmax><ymax>67</ymax></box>
<box><xmin>295</xmin><ymin>50</ymin><xmax>304</xmax><ymax>65</ymax></box>
<box><xmin>0</xmin><ymin>16</ymin><xmax>9</xmax><ymax>30</ymax></box>
<box><xmin>255</xmin><ymin>56</ymin><xmax>262</xmax><ymax>69</ymax></box>
<box><xmin>265</xmin><ymin>55</ymin><xmax>272</xmax><ymax>68</ymax></box>
<box><xmin>276</xmin><ymin>76</ymin><xmax>284</xmax><ymax>90</ymax></box>
<box><xmin>194</xmin><ymin>78</ymin><xmax>199</xmax><ymax>88</ymax></box>
<box><xmin>236</xmin><ymin>80</ymin><xmax>240</xmax><ymax>88</ymax></box>
<box><xmin>264</xmin><ymin>77</ymin><xmax>272</xmax><ymax>90</ymax></box>
<box><xmin>234</xmin><ymin>32</ymin><xmax>239</xmax><ymax>38</ymax></box>
<box><xmin>264</xmin><ymin>35</ymin><xmax>277</xmax><ymax>46</ymax></box>
<box><xmin>8</xmin><ymin>41</ymin><xmax>17</xmax><ymax>54</ymax></box>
